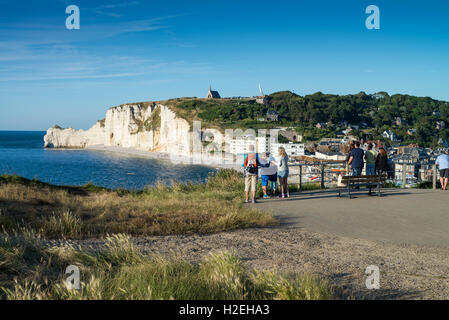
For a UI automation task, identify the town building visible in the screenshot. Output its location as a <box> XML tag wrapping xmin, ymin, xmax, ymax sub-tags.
<box><xmin>407</xmin><ymin>128</ymin><xmax>416</xmax><ymax>136</ymax></box>
<box><xmin>280</xmin><ymin>130</ymin><xmax>303</xmax><ymax>142</ymax></box>
<box><xmin>438</xmin><ymin>138</ymin><xmax>449</xmax><ymax>148</ymax></box>
<box><xmin>270</xmin><ymin>142</ymin><xmax>305</xmax><ymax>157</ymax></box>
<box><xmin>436</xmin><ymin>121</ymin><xmax>445</xmax><ymax>130</ymax></box>
<box><xmin>227</xmin><ymin>134</ymin><xmax>304</xmax><ymax>158</ymax></box>
<box><xmin>395</xmin><ymin>117</ymin><xmax>405</xmax><ymax>126</ymax></box>
<box><xmin>371</xmin><ymin>93</ymin><xmax>386</xmax><ymax>100</ymax></box>
<box><xmin>255</xmin><ymin>84</ymin><xmax>268</xmax><ymax>105</ymax></box>
<box><xmin>314</xmin><ymin>151</ymin><xmax>346</xmax><ymax>161</ymax></box>
<box><xmin>382</xmin><ymin>130</ymin><xmax>401</xmax><ymax>142</ymax></box>
<box><xmin>256</xmin><ymin>96</ymin><xmax>269</xmax><ymax>105</ymax></box>
<box><xmin>266</xmin><ymin>110</ymin><xmax>279</xmax><ymax>121</ymax></box>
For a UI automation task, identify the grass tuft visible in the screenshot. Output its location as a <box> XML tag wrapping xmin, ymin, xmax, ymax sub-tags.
<box><xmin>40</xmin><ymin>211</ymin><xmax>82</xmax><ymax>239</ymax></box>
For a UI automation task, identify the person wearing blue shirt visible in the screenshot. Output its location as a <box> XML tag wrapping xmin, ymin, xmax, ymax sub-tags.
<box><xmin>259</xmin><ymin>152</ymin><xmax>278</xmax><ymax>199</ymax></box>
<box><xmin>436</xmin><ymin>151</ymin><xmax>449</xmax><ymax>190</ymax></box>
<box><xmin>348</xmin><ymin>142</ymin><xmax>365</xmax><ymax>176</ymax></box>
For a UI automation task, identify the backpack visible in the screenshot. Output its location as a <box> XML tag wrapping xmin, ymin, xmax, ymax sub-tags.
<box><xmin>244</xmin><ymin>153</ymin><xmax>258</xmax><ymax>175</ymax></box>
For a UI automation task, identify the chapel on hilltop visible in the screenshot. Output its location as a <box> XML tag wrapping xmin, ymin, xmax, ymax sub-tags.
<box><xmin>206</xmin><ymin>86</ymin><xmax>221</xmax><ymax>99</ymax></box>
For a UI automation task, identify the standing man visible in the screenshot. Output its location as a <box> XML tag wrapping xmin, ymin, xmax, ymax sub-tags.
<box><xmin>435</xmin><ymin>151</ymin><xmax>449</xmax><ymax>190</ymax></box>
<box><xmin>365</xmin><ymin>143</ymin><xmax>377</xmax><ymax>175</ymax></box>
<box><xmin>242</xmin><ymin>144</ymin><xmax>262</xmax><ymax>203</ymax></box>
<box><xmin>348</xmin><ymin>142</ymin><xmax>365</xmax><ymax>176</ymax></box>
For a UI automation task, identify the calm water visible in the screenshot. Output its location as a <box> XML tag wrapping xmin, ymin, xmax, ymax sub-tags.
<box><xmin>0</xmin><ymin>131</ymin><xmax>215</xmax><ymax>190</ymax></box>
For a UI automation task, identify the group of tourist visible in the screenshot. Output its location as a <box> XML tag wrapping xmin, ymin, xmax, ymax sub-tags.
<box><xmin>242</xmin><ymin>141</ymin><xmax>449</xmax><ymax>203</ymax></box>
<box><xmin>347</xmin><ymin>141</ymin><xmax>389</xmax><ymax>176</ymax></box>
<box><xmin>348</xmin><ymin>142</ymin><xmax>449</xmax><ymax>190</ymax></box>
<box><xmin>242</xmin><ymin>145</ymin><xmax>289</xmax><ymax>203</ymax></box>
<box><xmin>242</xmin><ymin>141</ymin><xmax>390</xmax><ymax>203</ymax></box>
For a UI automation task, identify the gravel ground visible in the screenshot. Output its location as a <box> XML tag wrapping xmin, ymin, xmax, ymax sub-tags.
<box><xmin>56</xmin><ymin>226</ymin><xmax>449</xmax><ymax>300</ymax></box>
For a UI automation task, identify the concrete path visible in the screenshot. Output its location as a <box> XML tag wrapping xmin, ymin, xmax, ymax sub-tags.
<box><xmin>255</xmin><ymin>188</ymin><xmax>449</xmax><ymax>248</ymax></box>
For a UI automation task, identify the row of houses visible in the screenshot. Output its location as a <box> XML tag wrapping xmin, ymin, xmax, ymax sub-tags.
<box><xmin>393</xmin><ymin>116</ymin><xmax>445</xmax><ymax>129</ymax></box>
<box><xmin>388</xmin><ymin>145</ymin><xmax>449</xmax><ymax>186</ymax></box>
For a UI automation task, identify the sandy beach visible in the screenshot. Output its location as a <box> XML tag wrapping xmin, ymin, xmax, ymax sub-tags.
<box><xmin>85</xmin><ymin>145</ymin><xmax>242</xmax><ymax>170</ymax></box>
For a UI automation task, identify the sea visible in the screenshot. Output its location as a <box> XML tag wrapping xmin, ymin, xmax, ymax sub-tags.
<box><xmin>0</xmin><ymin>131</ymin><xmax>216</xmax><ymax>190</ymax></box>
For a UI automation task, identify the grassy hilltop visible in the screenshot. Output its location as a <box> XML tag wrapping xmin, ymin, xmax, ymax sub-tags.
<box><xmin>159</xmin><ymin>91</ymin><xmax>449</xmax><ymax>147</ymax></box>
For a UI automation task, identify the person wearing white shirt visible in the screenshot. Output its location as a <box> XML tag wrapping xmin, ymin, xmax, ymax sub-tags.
<box><xmin>436</xmin><ymin>151</ymin><xmax>449</xmax><ymax>191</ymax></box>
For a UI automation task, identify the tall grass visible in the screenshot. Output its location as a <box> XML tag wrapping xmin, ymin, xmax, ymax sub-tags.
<box><xmin>40</xmin><ymin>210</ymin><xmax>82</xmax><ymax>239</ymax></box>
<box><xmin>0</xmin><ymin>231</ymin><xmax>333</xmax><ymax>300</ymax></box>
<box><xmin>0</xmin><ymin>170</ymin><xmax>276</xmax><ymax>238</ymax></box>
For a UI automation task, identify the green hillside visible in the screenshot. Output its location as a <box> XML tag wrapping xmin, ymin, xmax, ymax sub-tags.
<box><xmin>163</xmin><ymin>91</ymin><xmax>449</xmax><ymax>147</ymax></box>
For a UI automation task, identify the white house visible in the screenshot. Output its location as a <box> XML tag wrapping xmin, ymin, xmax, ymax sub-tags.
<box><xmin>383</xmin><ymin>130</ymin><xmax>401</xmax><ymax>142</ymax></box>
<box><xmin>270</xmin><ymin>142</ymin><xmax>305</xmax><ymax>157</ymax></box>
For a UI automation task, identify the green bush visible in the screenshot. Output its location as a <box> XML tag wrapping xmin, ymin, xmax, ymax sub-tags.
<box><xmin>413</xmin><ymin>181</ymin><xmax>441</xmax><ymax>189</ymax></box>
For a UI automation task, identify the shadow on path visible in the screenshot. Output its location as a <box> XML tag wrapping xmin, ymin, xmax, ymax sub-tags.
<box><xmin>257</xmin><ymin>188</ymin><xmax>419</xmax><ymax>203</ymax></box>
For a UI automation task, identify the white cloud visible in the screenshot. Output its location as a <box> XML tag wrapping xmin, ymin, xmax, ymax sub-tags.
<box><xmin>96</xmin><ymin>1</ymin><xmax>140</xmax><ymax>10</ymax></box>
<box><xmin>0</xmin><ymin>72</ymin><xmax>145</xmax><ymax>82</ymax></box>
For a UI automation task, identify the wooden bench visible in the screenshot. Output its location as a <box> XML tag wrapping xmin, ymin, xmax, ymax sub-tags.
<box><xmin>338</xmin><ymin>174</ymin><xmax>387</xmax><ymax>199</ymax></box>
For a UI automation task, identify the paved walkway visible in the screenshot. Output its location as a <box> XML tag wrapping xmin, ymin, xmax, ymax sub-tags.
<box><xmin>255</xmin><ymin>188</ymin><xmax>449</xmax><ymax>247</ymax></box>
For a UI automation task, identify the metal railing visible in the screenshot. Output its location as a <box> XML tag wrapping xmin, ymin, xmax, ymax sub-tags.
<box><xmin>287</xmin><ymin>162</ymin><xmax>348</xmax><ymax>191</ymax></box>
<box><xmin>397</xmin><ymin>163</ymin><xmax>438</xmax><ymax>189</ymax></box>
<box><xmin>287</xmin><ymin>162</ymin><xmax>440</xmax><ymax>190</ymax></box>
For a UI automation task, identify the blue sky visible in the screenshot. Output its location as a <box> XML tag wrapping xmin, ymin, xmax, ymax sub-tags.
<box><xmin>0</xmin><ymin>0</ymin><xmax>448</xmax><ymax>130</ymax></box>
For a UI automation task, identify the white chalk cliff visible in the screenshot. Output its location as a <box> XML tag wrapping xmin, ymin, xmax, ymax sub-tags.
<box><xmin>44</xmin><ymin>103</ymin><xmax>223</xmax><ymax>157</ymax></box>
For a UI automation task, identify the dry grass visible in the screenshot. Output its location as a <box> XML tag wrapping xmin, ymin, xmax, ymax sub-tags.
<box><xmin>0</xmin><ymin>231</ymin><xmax>333</xmax><ymax>300</ymax></box>
<box><xmin>0</xmin><ymin>170</ymin><xmax>276</xmax><ymax>239</ymax></box>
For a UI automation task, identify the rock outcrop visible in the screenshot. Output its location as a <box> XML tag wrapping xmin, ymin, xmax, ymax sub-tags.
<box><xmin>44</xmin><ymin>103</ymin><xmax>198</xmax><ymax>156</ymax></box>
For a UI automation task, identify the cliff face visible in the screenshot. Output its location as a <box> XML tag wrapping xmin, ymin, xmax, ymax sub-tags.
<box><xmin>44</xmin><ymin>103</ymin><xmax>195</xmax><ymax>155</ymax></box>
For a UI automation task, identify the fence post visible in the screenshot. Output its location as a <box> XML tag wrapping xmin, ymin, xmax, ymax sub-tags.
<box><xmin>432</xmin><ymin>164</ymin><xmax>437</xmax><ymax>190</ymax></box>
<box><xmin>402</xmin><ymin>163</ymin><xmax>407</xmax><ymax>188</ymax></box>
<box><xmin>299</xmin><ymin>165</ymin><xmax>303</xmax><ymax>192</ymax></box>
<box><xmin>320</xmin><ymin>164</ymin><xmax>325</xmax><ymax>189</ymax></box>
